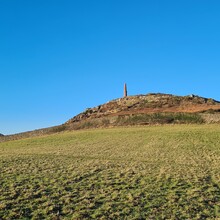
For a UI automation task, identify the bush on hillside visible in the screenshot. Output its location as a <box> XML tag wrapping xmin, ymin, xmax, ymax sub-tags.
<box><xmin>116</xmin><ymin>113</ymin><xmax>204</xmax><ymax>125</ymax></box>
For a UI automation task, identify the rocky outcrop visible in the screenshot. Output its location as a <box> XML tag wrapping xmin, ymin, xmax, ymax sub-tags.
<box><xmin>66</xmin><ymin>93</ymin><xmax>220</xmax><ymax>125</ymax></box>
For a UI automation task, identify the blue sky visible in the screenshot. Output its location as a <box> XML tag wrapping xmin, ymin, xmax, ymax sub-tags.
<box><xmin>1</xmin><ymin>0</ymin><xmax>220</xmax><ymax>134</ymax></box>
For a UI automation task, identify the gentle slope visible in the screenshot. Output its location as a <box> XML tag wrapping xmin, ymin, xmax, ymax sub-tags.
<box><xmin>1</xmin><ymin>125</ymin><xmax>220</xmax><ymax>219</ymax></box>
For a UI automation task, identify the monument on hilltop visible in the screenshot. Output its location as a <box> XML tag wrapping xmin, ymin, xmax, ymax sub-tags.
<box><xmin>124</xmin><ymin>83</ymin><xmax>127</xmax><ymax>97</ymax></box>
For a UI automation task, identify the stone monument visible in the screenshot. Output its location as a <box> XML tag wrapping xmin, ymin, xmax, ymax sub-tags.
<box><xmin>124</xmin><ymin>83</ymin><xmax>127</xmax><ymax>97</ymax></box>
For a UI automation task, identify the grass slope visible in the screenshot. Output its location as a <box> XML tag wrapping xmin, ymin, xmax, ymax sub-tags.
<box><xmin>0</xmin><ymin>125</ymin><xmax>220</xmax><ymax>219</ymax></box>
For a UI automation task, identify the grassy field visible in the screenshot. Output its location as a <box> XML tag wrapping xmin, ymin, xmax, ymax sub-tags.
<box><xmin>1</xmin><ymin>125</ymin><xmax>220</xmax><ymax>219</ymax></box>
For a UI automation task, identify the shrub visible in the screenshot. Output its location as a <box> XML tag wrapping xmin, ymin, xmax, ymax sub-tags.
<box><xmin>49</xmin><ymin>125</ymin><xmax>67</xmax><ymax>133</ymax></box>
<box><xmin>115</xmin><ymin>113</ymin><xmax>204</xmax><ymax>126</ymax></box>
<box><xmin>102</xmin><ymin>119</ymin><xmax>110</xmax><ymax>126</ymax></box>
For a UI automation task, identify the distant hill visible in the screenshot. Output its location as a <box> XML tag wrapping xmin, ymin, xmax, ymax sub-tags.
<box><xmin>1</xmin><ymin>93</ymin><xmax>220</xmax><ymax>142</ymax></box>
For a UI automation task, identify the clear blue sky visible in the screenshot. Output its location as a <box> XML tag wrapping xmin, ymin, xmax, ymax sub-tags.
<box><xmin>1</xmin><ymin>0</ymin><xmax>220</xmax><ymax>134</ymax></box>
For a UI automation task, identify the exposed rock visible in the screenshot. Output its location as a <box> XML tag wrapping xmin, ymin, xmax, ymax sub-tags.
<box><xmin>66</xmin><ymin>93</ymin><xmax>220</xmax><ymax>125</ymax></box>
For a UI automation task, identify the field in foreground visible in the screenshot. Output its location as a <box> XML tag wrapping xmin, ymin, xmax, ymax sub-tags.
<box><xmin>0</xmin><ymin>125</ymin><xmax>220</xmax><ymax>219</ymax></box>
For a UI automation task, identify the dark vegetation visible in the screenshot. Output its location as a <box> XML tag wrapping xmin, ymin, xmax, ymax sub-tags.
<box><xmin>115</xmin><ymin>113</ymin><xmax>204</xmax><ymax>125</ymax></box>
<box><xmin>69</xmin><ymin>113</ymin><xmax>205</xmax><ymax>130</ymax></box>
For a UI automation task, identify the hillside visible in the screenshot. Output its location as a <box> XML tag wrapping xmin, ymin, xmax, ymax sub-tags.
<box><xmin>65</xmin><ymin>93</ymin><xmax>220</xmax><ymax>129</ymax></box>
<box><xmin>1</xmin><ymin>93</ymin><xmax>220</xmax><ymax>142</ymax></box>
<box><xmin>68</xmin><ymin>93</ymin><xmax>220</xmax><ymax>123</ymax></box>
<box><xmin>1</xmin><ymin>125</ymin><xmax>220</xmax><ymax>219</ymax></box>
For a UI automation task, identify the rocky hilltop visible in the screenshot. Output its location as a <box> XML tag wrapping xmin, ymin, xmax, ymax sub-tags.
<box><xmin>65</xmin><ymin>93</ymin><xmax>220</xmax><ymax>129</ymax></box>
<box><xmin>1</xmin><ymin>93</ymin><xmax>220</xmax><ymax>142</ymax></box>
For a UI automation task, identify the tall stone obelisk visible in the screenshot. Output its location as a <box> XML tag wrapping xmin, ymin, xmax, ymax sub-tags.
<box><xmin>124</xmin><ymin>83</ymin><xmax>127</xmax><ymax>97</ymax></box>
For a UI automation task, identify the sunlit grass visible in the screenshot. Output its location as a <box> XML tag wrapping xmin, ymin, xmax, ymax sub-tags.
<box><xmin>1</xmin><ymin>125</ymin><xmax>220</xmax><ymax>219</ymax></box>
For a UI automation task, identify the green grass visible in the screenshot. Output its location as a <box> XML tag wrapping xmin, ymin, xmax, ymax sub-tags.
<box><xmin>1</xmin><ymin>125</ymin><xmax>220</xmax><ymax>219</ymax></box>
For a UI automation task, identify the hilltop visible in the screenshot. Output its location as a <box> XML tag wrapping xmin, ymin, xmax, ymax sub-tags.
<box><xmin>67</xmin><ymin>93</ymin><xmax>220</xmax><ymax>121</ymax></box>
<box><xmin>65</xmin><ymin>93</ymin><xmax>220</xmax><ymax>129</ymax></box>
<box><xmin>1</xmin><ymin>93</ymin><xmax>220</xmax><ymax>142</ymax></box>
